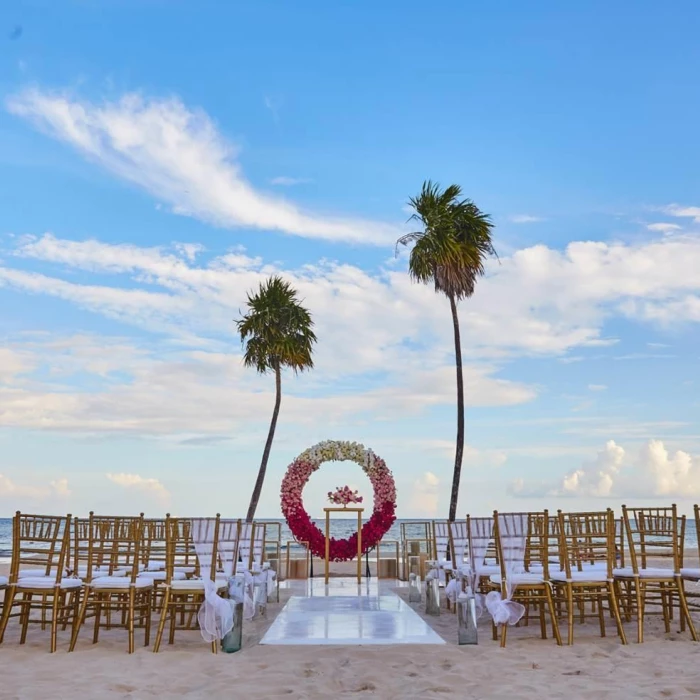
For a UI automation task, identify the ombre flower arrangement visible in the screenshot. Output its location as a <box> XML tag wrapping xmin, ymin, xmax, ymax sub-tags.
<box><xmin>328</xmin><ymin>485</ymin><xmax>363</xmax><ymax>506</ymax></box>
<box><xmin>281</xmin><ymin>440</ymin><xmax>397</xmax><ymax>562</ymax></box>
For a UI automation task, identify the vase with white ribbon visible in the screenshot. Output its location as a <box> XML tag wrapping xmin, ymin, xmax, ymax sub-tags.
<box><xmin>221</xmin><ymin>574</ymin><xmax>245</xmax><ymax>653</ymax></box>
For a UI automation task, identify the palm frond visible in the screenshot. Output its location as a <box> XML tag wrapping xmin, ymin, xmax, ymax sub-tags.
<box><xmin>236</xmin><ymin>276</ymin><xmax>317</xmax><ymax>375</ymax></box>
<box><xmin>398</xmin><ymin>180</ymin><xmax>497</xmax><ymax>300</ymax></box>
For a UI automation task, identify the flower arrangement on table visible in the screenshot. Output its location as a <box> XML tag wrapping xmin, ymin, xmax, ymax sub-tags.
<box><xmin>327</xmin><ymin>485</ymin><xmax>363</xmax><ymax>506</ymax></box>
<box><xmin>280</xmin><ymin>440</ymin><xmax>397</xmax><ymax>562</ymax></box>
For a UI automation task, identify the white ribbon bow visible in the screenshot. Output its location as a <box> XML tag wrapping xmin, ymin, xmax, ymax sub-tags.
<box><xmin>485</xmin><ymin>590</ymin><xmax>525</xmax><ymax>626</ymax></box>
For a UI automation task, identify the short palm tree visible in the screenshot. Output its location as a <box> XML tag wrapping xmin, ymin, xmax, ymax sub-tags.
<box><xmin>398</xmin><ymin>181</ymin><xmax>496</xmax><ymax>522</ymax></box>
<box><xmin>237</xmin><ymin>276</ymin><xmax>317</xmax><ymax>522</ymax></box>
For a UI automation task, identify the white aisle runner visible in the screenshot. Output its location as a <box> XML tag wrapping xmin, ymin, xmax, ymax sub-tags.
<box><xmin>260</xmin><ymin>594</ymin><xmax>445</xmax><ymax>646</ymax></box>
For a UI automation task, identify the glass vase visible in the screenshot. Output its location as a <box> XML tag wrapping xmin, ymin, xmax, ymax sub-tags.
<box><xmin>408</xmin><ymin>572</ymin><xmax>422</xmax><ymax>603</ymax></box>
<box><xmin>457</xmin><ymin>592</ymin><xmax>478</xmax><ymax>644</ymax></box>
<box><xmin>221</xmin><ymin>600</ymin><xmax>243</xmax><ymax>653</ymax></box>
<box><xmin>425</xmin><ymin>572</ymin><xmax>440</xmax><ymax>616</ymax></box>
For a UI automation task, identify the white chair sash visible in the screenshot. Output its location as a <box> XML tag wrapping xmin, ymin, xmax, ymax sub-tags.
<box><xmin>466</xmin><ymin>516</ymin><xmax>494</xmax><ymax>617</ymax></box>
<box><xmin>190</xmin><ymin>518</ymin><xmax>234</xmax><ymax>643</ymax></box>
<box><xmin>486</xmin><ymin>513</ymin><xmax>527</xmax><ymax>626</ymax></box>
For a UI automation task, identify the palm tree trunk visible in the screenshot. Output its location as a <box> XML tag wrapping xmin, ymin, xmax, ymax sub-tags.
<box><xmin>246</xmin><ymin>364</ymin><xmax>282</xmax><ymax>522</ymax></box>
<box><xmin>448</xmin><ymin>293</ymin><xmax>464</xmax><ymax>523</ymax></box>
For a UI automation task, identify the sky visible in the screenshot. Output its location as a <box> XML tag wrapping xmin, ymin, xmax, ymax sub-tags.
<box><xmin>1</xmin><ymin>0</ymin><xmax>700</xmax><ymax>519</ymax></box>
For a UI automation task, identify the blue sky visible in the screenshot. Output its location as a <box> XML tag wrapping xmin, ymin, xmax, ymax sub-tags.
<box><xmin>1</xmin><ymin>0</ymin><xmax>700</xmax><ymax>518</ymax></box>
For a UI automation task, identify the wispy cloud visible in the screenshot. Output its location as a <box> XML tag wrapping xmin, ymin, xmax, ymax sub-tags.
<box><xmin>588</xmin><ymin>384</ymin><xmax>607</xmax><ymax>391</ymax></box>
<box><xmin>647</xmin><ymin>222</ymin><xmax>682</xmax><ymax>234</ymax></box>
<box><xmin>661</xmin><ymin>204</ymin><xmax>700</xmax><ymax>223</ymax></box>
<box><xmin>270</xmin><ymin>176</ymin><xmax>313</xmax><ymax>186</ymax></box>
<box><xmin>509</xmin><ymin>214</ymin><xmax>544</xmax><ymax>224</ymax></box>
<box><xmin>7</xmin><ymin>88</ymin><xmax>399</xmax><ymax>245</ymax></box>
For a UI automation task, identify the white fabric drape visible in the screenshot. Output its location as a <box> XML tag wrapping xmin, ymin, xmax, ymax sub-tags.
<box><xmin>445</xmin><ymin>521</ymin><xmax>469</xmax><ymax>604</ymax></box>
<box><xmin>237</xmin><ymin>523</ymin><xmax>269</xmax><ymax>619</ymax></box>
<box><xmin>190</xmin><ymin>518</ymin><xmax>234</xmax><ymax>643</ymax></box>
<box><xmin>485</xmin><ymin>513</ymin><xmax>527</xmax><ymax>626</ymax></box>
<box><xmin>466</xmin><ymin>516</ymin><xmax>494</xmax><ymax>616</ymax></box>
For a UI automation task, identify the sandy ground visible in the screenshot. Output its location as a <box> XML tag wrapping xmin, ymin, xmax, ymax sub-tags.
<box><xmin>1</xmin><ymin>562</ymin><xmax>699</xmax><ymax>700</ymax></box>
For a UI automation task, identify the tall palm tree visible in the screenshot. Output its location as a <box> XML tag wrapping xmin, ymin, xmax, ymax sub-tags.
<box><xmin>237</xmin><ymin>276</ymin><xmax>317</xmax><ymax>522</ymax></box>
<box><xmin>398</xmin><ymin>181</ymin><xmax>496</xmax><ymax>522</ymax></box>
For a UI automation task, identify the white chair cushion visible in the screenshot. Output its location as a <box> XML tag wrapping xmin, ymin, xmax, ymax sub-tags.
<box><xmin>174</xmin><ymin>566</ymin><xmax>196</xmax><ymax>574</ymax></box>
<box><xmin>77</xmin><ymin>567</ymin><xmax>128</xmax><ymax>578</ymax></box>
<box><xmin>146</xmin><ymin>559</ymin><xmax>166</xmax><ymax>571</ymax></box>
<box><xmin>681</xmin><ymin>568</ymin><xmax>700</xmax><ymax>581</ymax></box>
<box><xmin>90</xmin><ymin>577</ymin><xmax>153</xmax><ymax>589</ymax></box>
<box><xmin>614</xmin><ymin>567</ymin><xmax>675</xmax><ymax>579</ymax></box>
<box><xmin>137</xmin><ymin>570</ymin><xmax>186</xmax><ymax>581</ymax></box>
<box><xmin>550</xmin><ymin>569</ymin><xmax>609</xmax><ymax>583</ymax></box>
<box><xmin>489</xmin><ymin>573</ymin><xmax>544</xmax><ymax>585</ymax></box>
<box><xmin>18</xmin><ymin>569</ymin><xmax>56</xmax><ymax>578</ymax></box>
<box><xmin>478</xmin><ymin>565</ymin><xmax>502</xmax><ymax>576</ymax></box>
<box><xmin>17</xmin><ymin>577</ymin><xmax>83</xmax><ymax>590</ymax></box>
<box><xmin>0</xmin><ymin>575</ymin><xmax>8</xmax><ymax>586</ymax></box>
<box><xmin>170</xmin><ymin>579</ymin><xmax>227</xmax><ymax>591</ymax></box>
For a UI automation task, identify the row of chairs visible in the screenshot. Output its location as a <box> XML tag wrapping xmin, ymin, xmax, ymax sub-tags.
<box><xmin>0</xmin><ymin>512</ymin><xmax>280</xmax><ymax>653</ymax></box>
<box><xmin>432</xmin><ymin>504</ymin><xmax>700</xmax><ymax>646</ymax></box>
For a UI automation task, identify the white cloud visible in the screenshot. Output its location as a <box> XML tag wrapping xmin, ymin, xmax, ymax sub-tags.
<box><xmin>588</xmin><ymin>384</ymin><xmax>607</xmax><ymax>391</ymax></box>
<box><xmin>662</xmin><ymin>204</ymin><xmax>700</xmax><ymax>223</ymax></box>
<box><xmin>647</xmin><ymin>223</ymin><xmax>682</xmax><ymax>234</ymax></box>
<box><xmin>509</xmin><ymin>214</ymin><xmax>544</xmax><ymax>224</ymax></box>
<box><xmin>106</xmin><ymin>473</ymin><xmax>170</xmax><ymax>502</ymax></box>
<box><xmin>7</xmin><ymin>89</ymin><xmax>400</xmax><ymax>245</ymax></box>
<box><xmin>270</xmin><ymin>176</ymin><xmax>313</xmax><ymax>186</ymax></box>
<box><xmin>408</xmin><ymin>471</ymin><xmax>440</xmax><ymax>516</ymax></box>
<box><xmin>0</xmin><ymin>474</ymin><xmax>71</xmax><ymax>500</ymax></box>
<box><xmin>511</xmin><ymin>439</ymin><xmax>700</xmax><ymax>498</ymax></box>
<box><xmin>3</xmin><ymin>229</ymin><xmax>700</xmax><ymax>437</ymax></box>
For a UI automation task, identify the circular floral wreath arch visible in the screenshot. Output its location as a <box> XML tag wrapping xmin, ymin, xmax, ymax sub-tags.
<box><xmin>280</xmin><ymin>440</ymin><xmax>397</xmax><ymax>562</ymax></box>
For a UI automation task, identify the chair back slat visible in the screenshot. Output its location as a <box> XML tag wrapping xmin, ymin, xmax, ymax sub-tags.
<box><xmin>10</xmin><ymin>512</ymin><xmax>70</xmax><ymax>583</ymax></box>
<box><xmin>622</xmin><ymin>504</ymin><xmax>682</xmax><ymax>574</ymax></box>
<box><xmin>557</xmin><ymin>510</ymin><xmax>614</xmax><ymax>578</ymax></box>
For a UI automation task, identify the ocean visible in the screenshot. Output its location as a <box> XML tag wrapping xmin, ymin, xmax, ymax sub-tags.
<box><xmin>1</xmin><ymin>516</ymin><xmax>697</xmax><ymax>563</ymax></box>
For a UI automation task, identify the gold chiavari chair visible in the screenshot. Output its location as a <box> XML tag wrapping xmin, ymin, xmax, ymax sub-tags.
<box><xmin>69</xmin><ymin>514</ymin><xmax>154</xmax><ymax>653</ymax></box>
<box><xmin>154</xmin><ymin>515</ymin><xmax>228</xmax><ymax>653</ymax></box>
<box><xmin>138</xmin><ymin>517</ymin><xmax>187</xmax><ymax>609</ymax></box>
<box><xmin>551</xmin><ymin>509</ymin><xmax>627</xmax><ymax>645</ymax></box>
<box><xmin>0</xmin><ymin>512</ymin><xmax>81</xmax><ymax>652</ymax></box>
<box><xmin>614</xmin><ymin>504</ymin><xmax>697</xmax><ymax>643</ymax></box>
<box><xmin>489</xmin><ymin>510</ymin><xmax>562</xmax><ymax>647</ymax></box>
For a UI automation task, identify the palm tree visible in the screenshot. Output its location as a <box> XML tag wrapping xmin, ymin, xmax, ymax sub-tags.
<box><xmin>398</xmin><ymin>181</ymin><xmax>496</xmax><ymax>522</ymax></box>
<box><xmin>237</xmin><ymin>276</ymin><xmax>317</xmax><ymax>522</ymax></box>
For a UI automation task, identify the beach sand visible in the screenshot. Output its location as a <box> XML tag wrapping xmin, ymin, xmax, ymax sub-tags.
<box><xmin>1</xmin><ymin>562</ymin><xmax>699</xmax><ymax>700</ymax></box>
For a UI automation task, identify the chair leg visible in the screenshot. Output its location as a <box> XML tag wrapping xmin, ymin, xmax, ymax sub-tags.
<box><xmin>608</xmin><ymin>584</ymin><xmax>627</xmax><ymax>645</ymax></box>
<box><xmin>676</xmin><ymin>579</ymin><xmax>698</xmax><ymax>642</ymax></box>
<box><xmin>93</xmin><ymin>596</ymin><xmax>102</xmax><ymax>644</ymax></box>
<box><xmin>0</xmin><ymin>586</ymin><xmax>17</xmax><ymax>644</ymax></box>
<box><xmin>499</xmin><ymin>623</ymin><xmax>508</xmax><ymax>648</ymax></box>
<box><xmin>19</xmin><ymin>594</ymin><xmax>31</xmax><ymax>645</ymax></box>
<box><xmin>69</xmin><ymin>589</ymin><xmax>91</xmax><ymax>652</ymax></box>
<box><xmin>50</xmin><ymin>590</ymin><xmax>60</xmax><ymax>653</ymax></box>
<box><xmin>597</xmin><ymin>590</ymin><xmax>606</xmax><ymax>638</ymax></box>
<box><xmin>566</xmin><ymin>584</ymin><xmax>574</xmax><ymax>646</ymax></box>
<box><xmin>128</xmin><ymin>588</ymin><xmax>136</xmax><ymax>654</ymax></box>
<box><xmin>144</xmin><ymin>590</ymin><xmax>152</xmax><ymax>647</ymax></box>
<box><xmin>539</xmin><ymin>596</ymin><xmax>547</xmax><ymax>639</ymax></box>
<box><xmin>545</xmin><ymin>584</ymin><xmax>562</xmax><ymax>646</ymax></box>
<box><xmin>635</xmin><ymin>579</ymin><xmax>645</xmax><ymax>643</ymax></box>
<box><xmin>153</xmin><ymin>588</ymin><xmax>170</xmax><ymax>653</ymax></box>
